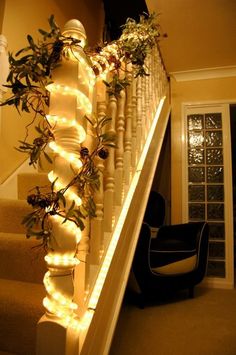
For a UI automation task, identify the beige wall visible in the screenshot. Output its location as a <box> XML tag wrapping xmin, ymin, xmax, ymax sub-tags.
<box><xmin>0</xmin><ymin>0</ymin><xmax>104</xmax><ymax>183</ymax></box>
<box><xmin>0</xmin><ymin>0</ymin><xmax>5</xmax><ymax>33</ymax></box>
<box><xmin>171</xmin><ymin>75</ymin><xmax>236</xmax><ymax>223</ymax></box>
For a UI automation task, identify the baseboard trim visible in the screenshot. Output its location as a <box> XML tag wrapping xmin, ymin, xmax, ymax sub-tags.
<box><xmin>170</xmin><ymin>66</ymin><xmax>236</xmax><ymax>82</ymax></box>
<box><xmin>201</xmin><ymin>277</ymin><xmax>234</xmax><ymax>290</ymax></box>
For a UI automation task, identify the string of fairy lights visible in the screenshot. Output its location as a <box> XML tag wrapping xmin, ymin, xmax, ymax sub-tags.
<box><xmin>40</xmin><ymin>24</ymin><xmax>160</xmax><ymax>329</ymax></box>
<box><xmin>42</xmin><ymin>39</ymin><xmax>93</xmax><ymax>325</ymax></box>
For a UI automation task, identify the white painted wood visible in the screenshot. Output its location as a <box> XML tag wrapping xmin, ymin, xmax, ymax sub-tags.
<box><xmin>37</xmin><ymin>19</ymin><xmax>91</xmax><ymax>355</ymax></box>
<box><xmin>75</xmin><ymin>215</ymin><xmax>91</xmax><ymax>314</ymax></box>
<box><xmin>79</xmin><ymin>95</ymin><xmax>170</xmax><ymax>355</ymax></box>
<box><xmin>131</xmin><ymin>76</ymin><xmax>137</xmax><ymax>171</ymax></box>
<box><xmin>90</xmin><ymin>99</ymin><xmax>106</xmax><ymax>265</ymax></box>
<box><xmin>150</xmin><ymin>51</ymin><xmax>156</xmax><ymax>118</ymax></box>
<box><xmin>145</xmin><ymin>56</ymin><xmax>151</xmax><ymax>129</ymax></box>
<box><xmin>34</xmin><ymin>23</ymin><xmax>169</xmax><ymax>354</ymax></box>
<box><xmin>153</xmin><ymin>47</ymin><xmax>159</xmax><ymax>107</ymax></box>
<box><xmin>182</xmin><ymin>103</ymin><xmax>234</xmax><ymax>288</ymax></box>
<box><xmin>104</xmin><ymin>92</ymin><xmax>116</xmax><ymax>232</ymax></box>
<box><xmin>136</xmin><ymin>76</ymin><xmax>142</xmax><ymax>158</ymax></box>
<box><xmin>141</xmin><ymin>76</ymin><xmax>147</xmax><ymax>143</ymax></box>
<box><xmin>115</xmin><ymin>89</ymin><xmax>125</xmax><ymax>205</ymax></box>
<box><xmin>124</xmin><ymin>62</ymin><xmax>132</xmax><ymax>186</ymax></box>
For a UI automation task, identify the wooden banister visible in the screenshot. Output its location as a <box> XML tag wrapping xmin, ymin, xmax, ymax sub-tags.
<box><xmin>36</xmin><ymin>18</ymin><xmax>169</xmax><ymax>355</ymax></box>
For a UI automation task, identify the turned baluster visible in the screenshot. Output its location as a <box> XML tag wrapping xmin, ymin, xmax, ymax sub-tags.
<box><xmin>156</xmin><ymin>47</ymin><xmax>162</xmax><ymax>105</ymax></box>
<box><xmin>74</xmin><ymin>124</ymin><xmax>94</xmax><ymax>314</ymax></box>
<box><xmin>103</xmin><ymin>84</ymin><xmax>116</xmax><ymax>232</ymax></box>
<box><xmin>150</xmin><ymin>49</ymin><xmax>156</xmax><ymax>118</ymax></box>
<box><xmin>153</xmin><ymin>46</ymin><xmax>158</xmax><ymax>108</ymax></box>
<box><xmin>90</xmin><ymin>81</ymin><xmax>106</xmax><ymax>264</ymax></box>
<box><xmin>141</xmin><ymin>75</ymin><xmax>147</xmax><ymax>144</ymax></box>
<box><xmin>145</xmin><ymin>55</ymin><xmax>152</xmax><ymax>128</ymax></box>
<box><xmin>136</xmin><ymin>76</ymin><xmax>142</xmax><ymax>160</ymax></box>
<box><xmin>131</xmin><ymin>75</ymin><xmax>137</xmax><ymax>171</ymax></box>
<box><xmin>115</xmin><ymin>87</ymin><xmax>125</xmax><ymax>206</ymax></box>
<box><xmin>124</xmin><ymin>62</ymin><xmax>132</xmax><ymax>186</ymax></box>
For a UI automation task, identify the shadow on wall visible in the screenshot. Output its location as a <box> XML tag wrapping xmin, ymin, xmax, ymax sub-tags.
<box><xmin>151</xmin><ymin>118</ymin><xmax>171</xmax><ymax>224</ymax></box>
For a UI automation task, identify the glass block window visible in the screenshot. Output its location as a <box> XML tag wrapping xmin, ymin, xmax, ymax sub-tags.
<box><xmin>189</xmin><ymin>185</ymin><xmax>205</xmax><ymax>201</ymax></box>
<box><xmin>207</xmin><ymin>261</ymin><xmax>225</xmax><ymax>278</ymax></box>
<box><xmin>187</xmin><ymin>112</ymin><xmax>225</xmax><ymax>278</ymax></box>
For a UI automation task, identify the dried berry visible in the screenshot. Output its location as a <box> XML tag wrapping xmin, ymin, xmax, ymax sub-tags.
<box><xmin>27</xmin><ymin>194</ymin><xmax>37</xmax><ymax>206</ymax></box>
<box><xmin>38</xmin><ymin>199</ymin><xmax>49</xmax><ymax>208</ymax></box>
<box><xmin>92</xmin><ymin>65</ymin><xmax>100</xmax><ymax>76</ymax></box>
<box><xmin>108</xmin><ymin>55</ymin><xmax>117</xmax><ymax>64</ymax></box>
<box><xmin>33</xmin><ymin>137</ymin><xmax>44</xmax><ymax>146</ymax></box>
<box><xmin>95</xmin><ymin>46</ymin><xmax>102</xmax><ymax>53</ymax></box>
<box><xmin>80</xmin><ymin>147</ymin><xmax>89</xmax><ymax>159</ymax></box>
<box><xmin>98</xmin><ymin>147</ymin><xmax>109</xmax><ymax>159</ymax></box>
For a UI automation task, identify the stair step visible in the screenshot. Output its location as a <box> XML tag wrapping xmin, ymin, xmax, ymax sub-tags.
<box><xmin>0</xmin><ymin>145</ymin><xmax>54</xmax><ymax>354</ymax></box>
<box><xmin>0</xmin><ymin>232</ymin><xmax>46</xmax><ymax>284</ymax></box>
<box><xmin>0</xmin><ymin>199</ymin><xmax>31</xmax><ymax>234</ymax></box>
<box><xmin>0</xmin><ymin>278</ymin><xmax>44</xmax><ymax>355</ymax></box>
<box><xmin>17</xmin><ymin>173</ymin><xmax>50</xmax><ymax>200</ymax></box>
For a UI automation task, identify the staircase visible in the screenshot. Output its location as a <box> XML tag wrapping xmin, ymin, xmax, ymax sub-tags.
<box><xmin>0</xmin><ymin>171</ymin><xmax>48</xmax><ymax>355</ymax></box>
<box><xmin>0</xmin><ymin>18</ymin><xmax>170</xmax><ymax>354</ymax></box>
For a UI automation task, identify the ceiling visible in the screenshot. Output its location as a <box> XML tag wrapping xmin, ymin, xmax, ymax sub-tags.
<box><xmin>146</xmin><ymin>0</ymin><xmax>236</xmax><ymax>74</ymax></box>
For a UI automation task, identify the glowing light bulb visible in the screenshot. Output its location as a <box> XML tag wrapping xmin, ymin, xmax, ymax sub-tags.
<box><xmin>46</xmin><ymin>83</ymin><xmax>92</xmax><ymax>115</ymax></box>
<box><xmin>48</xmin><ymin>142</ymin><xmax>83</xmax><ymax>169</ymax></box>
<box><xmin>45</xmin><ymin>254</ymin><xmax>80</xmax><ymax>267</ymax></box>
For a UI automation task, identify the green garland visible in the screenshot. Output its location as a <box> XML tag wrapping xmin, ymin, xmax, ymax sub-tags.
<box><xmin>0</xmin><ymin>13</ymin><xmax>161</xmax><ymax>250</ymax></box>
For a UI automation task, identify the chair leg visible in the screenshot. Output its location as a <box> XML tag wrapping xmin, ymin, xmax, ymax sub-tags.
<box><xmin>189</xmin><ymin>286</ymin><xmax>194</xmax><ymax>298</ymax></box>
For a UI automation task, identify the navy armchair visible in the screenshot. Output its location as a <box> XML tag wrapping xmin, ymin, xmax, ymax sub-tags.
<box><xmin>132</xmin><ymin>191</ymin><xmax>209</xmax><ymax>305</ymax></box>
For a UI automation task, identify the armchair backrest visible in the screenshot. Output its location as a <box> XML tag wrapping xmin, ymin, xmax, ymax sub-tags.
<box><xmin>144</xmin><ymin>191</ymin><xmax>165</xmax><ymax>228</ymax></box>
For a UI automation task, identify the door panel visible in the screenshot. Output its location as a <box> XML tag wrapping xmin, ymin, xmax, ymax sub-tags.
<box><xmin>183</xmin><ymin>104</ymin><xmax>234</xmax><ymax>288</ymax></box>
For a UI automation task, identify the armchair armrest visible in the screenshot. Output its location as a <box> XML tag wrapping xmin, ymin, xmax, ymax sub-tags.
<box><xmin>151</xmin><ymin>222</ymin><xmax>207</xmax><ymax>251</ymax></box>
<box><xmin>149</xmin><ymin>222</ymin><xmax>208</xmax><ymax>275</ymax></box>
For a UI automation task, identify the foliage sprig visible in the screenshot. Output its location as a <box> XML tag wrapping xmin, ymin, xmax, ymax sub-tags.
<box><xmin>0</xmin><ymin>13</ymin><xmax>162</xmax><ymax>250</ymax></box>
<box><xmin>23</xmin><ymin>114</ymin><xmax>116</xmax><ymax>249</ymax></box>
<box><xmin>88</xmin><ymin>13</ymin><xmax>161</xmax><ymax>98</ymax></box>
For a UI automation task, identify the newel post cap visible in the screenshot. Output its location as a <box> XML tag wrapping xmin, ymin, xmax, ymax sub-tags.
<box><xmin>63</xmin><ymin>19</ymin><xmax>87</xmax><ymax>47</ymax></box>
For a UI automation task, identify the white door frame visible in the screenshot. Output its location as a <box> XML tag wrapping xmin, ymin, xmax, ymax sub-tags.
<box><xmin>182</xmin><ymin>101</ymin><xmax>234</xmax><ymax>289</ymax></box>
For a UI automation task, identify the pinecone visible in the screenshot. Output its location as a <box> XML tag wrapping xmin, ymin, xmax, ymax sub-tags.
<box><xmin>98</xmin><ymin>147</ymin><xmax>109</xmax><ymax>159</ymax></box>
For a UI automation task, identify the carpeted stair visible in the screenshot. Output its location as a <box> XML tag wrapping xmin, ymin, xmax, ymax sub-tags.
<box><xmin>0</xmin><ymin>172</ymin><xmax>49</xmax><ymax>354</ymax></box>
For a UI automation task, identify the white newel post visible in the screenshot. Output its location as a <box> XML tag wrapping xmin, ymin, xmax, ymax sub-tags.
<box><xmin>0</xmin><ymin>34</ymin><xmax>9</xmax><ymax>129</ymax></box>
<box><xmin>37</xmin><ymin>19</ymin><xmax>94</xmax><ymax>355</ymax></box>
